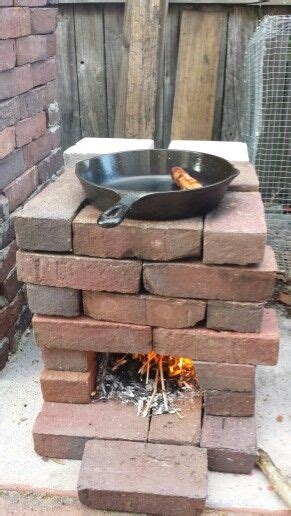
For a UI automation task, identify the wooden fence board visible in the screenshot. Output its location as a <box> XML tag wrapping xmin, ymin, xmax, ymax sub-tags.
<box><xmin>114</xmin><ymin>0</ymin><xmax>168</xmax><ymax>139</ymax></box>
<box><xmin>104</xmin><ymin>4</ymin><xmax>123</xmax><ymax>137</ymax></box>
<box><xmin>221</xmin><ymin>6</ymin><xmax>260</xmax><ymax>141</ymax></box>
<box><xmin>171</xmin><ymin>9</ymin><xmax>225</xmax><ymax>140</ymax></box>
<box><xmin>56</xmin><ymin>6</ymin><xmax>81</xmax><ymax>150</ymax></box>
<box><xmin>74</xmin><ymin>5</ymin><xmax>108</xmax><ymax>138</ymax></box>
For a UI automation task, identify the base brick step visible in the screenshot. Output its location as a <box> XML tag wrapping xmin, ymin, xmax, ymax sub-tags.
<box><xmin>77</xmin><ymin>439</ymin><xmax>208</xmax><ymax>514</ymax></box>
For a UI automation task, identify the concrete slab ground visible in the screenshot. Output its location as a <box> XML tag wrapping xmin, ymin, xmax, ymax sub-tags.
<box><xmin>0</xmin><ymin>309</ymin><xmax>290</xmax><ymax>513</ymax></box>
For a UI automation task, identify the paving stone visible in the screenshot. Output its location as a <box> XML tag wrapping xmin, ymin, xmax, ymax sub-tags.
<box><xmin>201</xmin><ymin>415</ymin><xmax>257</xmax><ymax>474</ymax></box>
<box><xmin>27</xmin><ymin>284</ymin><xmax>81</xmax><ymax>317</ymax></box>
<box><xmin>73</xmin><ymin>205</ymin><xmax>202</xmax><ymax>261</ymax></box>
<box><xmin>33</xmin><ymin>314</ymin><xmax>152</xmax><ymax>354</ymax></box>
<box><xmin>143</xmin><ymin>246</ymin><xmax>277</xmax><ymax>302</ymax></box>
<box><xmin>204</xmin><ymin>390</ymin><xmax>255</xmax><ymax>417</ymax></box>
<box><xmin>41</xmin><ymin>348</ymin><xmax>95</xmax><ymax>373</ymax></box>
<box><xmin>78</xmin><ymin>439</ymin><xmax>207</xmax><ymax>514</ymax></box>
<box><xmin>13</xmin><ymin>168</ymin><xmax>85</xmax><ymax>252</ymax></box>
<box><xmin>64</xmin><ymin>137</ymin><xmax>154</xmax><ymax>167</ymax></box>
<box><xmin>148</xmin><ymin>396</ymin><xmax>202</xmax><ymax>445</ymax></box>
<box><xmin>196</xmin><ymin>362</ymin><xmax>255</xmax><ymax>392</ymax></box>
<box><xmin>33</xmin><ymin>400</ymin><xmax>150</xmax><ymax>459</ymax></box>
<box><xmin>153</xmin><ymin>309</ymin><xmax>279</xmax><ymax>366</ymax></box>
<box><xmin>17</xmin><ymin>251</ymin><xmax>142</xmax><ymax>294</ymax></box>
<box><xmin>40</xmin><ymin>368</ymin><xmax>96</xmax><ymax>404</ymax></box>
<box><xmin>83</xmin><ymin>291</ymin><xmax>206</xmax><ymax>329</ymax></box>
<box><xmin>203</xmin><ymin>192</ymin><xmax>267</xmax><ymax>265</ymax></box>
<box><xmin>206</xmin><ymin>300</ymin><xmax>264</xmax><ymax>333</ymax></box>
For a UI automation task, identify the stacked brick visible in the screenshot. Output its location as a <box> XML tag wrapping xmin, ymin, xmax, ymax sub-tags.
<box><xmin>14</xmin><ymin>139</ymin><xmax>279</xmax><ymax>482</ymax></box>
<box><xmin>0</xmin><ymin>3</ymin><xmax>63</xmax><ymax>369</ymax></box>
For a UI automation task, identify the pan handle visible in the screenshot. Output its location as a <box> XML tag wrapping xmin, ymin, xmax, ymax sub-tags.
<box><xmin>97</xmin><ymin>193</ymin><xmax>140</xmax><ymax>228</ymax></box>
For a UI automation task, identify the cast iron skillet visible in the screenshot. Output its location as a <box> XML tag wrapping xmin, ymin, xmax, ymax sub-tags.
<box><xmin>75</xmin><ymin>149</ymin><xmax>239</xmax><ymax>228</ymax></box>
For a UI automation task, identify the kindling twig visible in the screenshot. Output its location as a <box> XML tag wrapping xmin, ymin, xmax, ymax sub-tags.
<box><xmin>159</xmin><ymin>357</ymin><xmax>169</xmax><ymax>412</ymax></box>
<box><xmin>256</xmin><ymin>448</ymin><xmax>291</xmax><ymax>508</ymax></box>
<box><xmin>142</xmin><ymin>365</ymin><xmax>159</xmax><ymax>417</ymax></box>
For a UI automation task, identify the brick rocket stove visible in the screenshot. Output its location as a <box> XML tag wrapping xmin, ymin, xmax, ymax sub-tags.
<box><xmin>14</xmin><ymin>139</ymin><xmax>279</xmax><ymax>514</ymax></box>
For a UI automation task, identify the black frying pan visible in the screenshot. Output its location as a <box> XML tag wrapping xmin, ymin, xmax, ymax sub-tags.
<box><xmin>75</xmin><ymin>149</ymin><xmax>239</xmax><ymax>228</ymax></box>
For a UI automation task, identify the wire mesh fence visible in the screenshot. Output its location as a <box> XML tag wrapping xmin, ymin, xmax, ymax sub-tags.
<box><xmin>242</xmin><ymin>15</ymin><xmax>291</xmax><ymax>278</ymax></box>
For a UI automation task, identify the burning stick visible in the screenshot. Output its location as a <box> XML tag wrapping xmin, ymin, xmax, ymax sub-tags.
<box><xmin>159</xmin><ymin>356</ymin><xmax>169</xmax><ymax>412</ymax></box>
<box><xmin>142</xmin><ymin>365</ymin><xmax>159</xmax><ymax>417</ymax></box>
<box><xmin>256</xmin><ymin>448</ymin><xmax>291</xmax><ymax>507</ymax></box>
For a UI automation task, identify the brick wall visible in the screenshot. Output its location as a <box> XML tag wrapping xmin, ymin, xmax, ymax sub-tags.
<box><xmin>0</xmin><ymin>2</ymin><xmax>63</xmax><ymax>370</ymax></box>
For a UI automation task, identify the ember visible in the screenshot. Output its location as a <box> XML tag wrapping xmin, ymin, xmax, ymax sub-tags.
<box><xmin>93</xmin><ymin>351</ymin><xmax>200</xmax><ymax>417</ymax></box>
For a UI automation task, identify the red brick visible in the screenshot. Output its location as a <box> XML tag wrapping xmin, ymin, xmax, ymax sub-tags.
<box><xmin>16</xmin><ymin>35</ymin><xmax>49</xmax><ymax>65</ymax></box>
<box><xmin>0</xmin><ymin>64</ymin><xmax>33</xmax><ymax>102</ymax></box>
<box><xmin>13</xmin><ymin>169</ymin><xmax>85</xmax><ymax>252</ymax></box>
<box><xmin>33</xmin><ymin>314</ymin><xmax>152</xmax><ymax>354</ymax></box>
<box><xmin>0</xmin><ymin>40</ymin><xmax>16</xmax><ymax>72</ymax></box>
<box><xmin>148</xmin><ymin>396</ymin><xmax>202</xmax><ymax>445</ymax></box>
<box><xmin>153</xmin><ymin>309</ymin><xmax>279</xmax><ymax>365</ymax></box>
<box><xmin>143</xmin><ymin>246</ymin><xmax>277</xmax><ymax>302</ymax></box>
<box><xmin>3</xmin><ymin>167</ymin><xmax>39</xmax><ymax>211</ymax></box>
<box><xmin>45</xmin><ymin>80</ymin><xmax>56</xmax><ymax>106</ymax></box>
<box><xmin>0</xmin><ymin>149</ymin><xmax>24</xmax><ymax>189</ymax></box>
<box><xmin>19</xmin><ymin>85</ymin><xmax>46</xmax><ymax>118</ymax></box>
<box><xmin>22</xmin><ymin>132</ymin><xmax>52</xmax><ymax>169</ymax></box>
<box><xmin>37</xmin><ymin>147</ymin><xmax>63</xmax><ymax>184</ymax></box>
<box><xmin>15</xmin><ymin>111</ymin><xmax>46</xmax><ymax>147</ymax></box>
<box><xmin>0</xmin><ymin>0</ymin><xmax>13</xmax><ymax>5</ymax></box>
<box><xmin>31</xmin><ymin>8</ymin><xmax>58</xmax><ymax>34</ymax></box>
<box><xmin>0</xmin><ymin>337</ymin><xmax>9</xmax><ymax>370</ymax></box>
<box><xmin>0</xmin><ymin>126</ymin><xmax>15</xmax><ymax>159</ymax></box>
<box><xmin>203</xmin><ymin>192</ymin><xmax>267</xmax><ymax>265</ymax></box>
<box><xmin>207</xmin><ymin>300</ymin><xmax>264</xmax><ymax>333</ymax></box>
<box><xmin>1</xmin><ymin>267</ymin><xmax>21</xmax><ymax>302</ymax></box>
<box><xmin>0</xmin><ymin>97</ymin><xmax>20</xmax><ymax>131</ymax></box>
<box><xmin>17</xmin><ymin>251</ymin><xmax>142</xmax><ymax>293</ymax></box>
<box><xmin>73</xmin><ymin>205</ymin><xmax>202</xmax><ymax>261</ymax></box>
<box><xmin>33</xmin><ymin>400</ymin><xmax>149</xmax><ymax>459</ymax></box>
<box><xmin>83</xmin><ymin>291</ymin><xmax>206</xmax><ymax>329</ymax></box>
<box><xmin>201</xmin><ymin>415</ymin><xmax>256</xmax><ymax>474</ymax></box>
<box><xmin>41</xmin><ymin>348</ymin><xmax>95</xmax><ymax>372</ymax></box>
<box><xmin>229</xmin><ymin>161</ymin><xmax>259</xmax><ymax>192</ymax></box>
<box><xmin>49</xmin><ymin>124</ymin><xmax>61</xmax><ymax>148</ymax></box>
<box><xmin>15</xmin><ymin>0</ymin><xmax>47</xmax><ymax>5</ymax></box>
<box><xmin>0</xmin><ymin>240</ymin><xmax>17</xmax><ymax>283</ymax></box>
<box><xmin>78</xmin><ymin>440</ymin><xmax>207</xmax><ymax>514</ymax></box>
<box><xmin>27</xmin><ymin>284</ymin><xmax>81</xmax><ymax>317</ymax></box>
<box><xmin>0</xmin><ymin>8</ymin><xmax>31</xmax><ymax>39</ymax></box>
<box><xmin>204</xmin><ymin>390</ymin><xmax>255</xmax><ymax>417</ymax></box>
<box><xmin>46</xmin><ymin>33</ymin><xmax>56</xmax><ymax>57</ymax></box>
<box><xmin>31</xmin><ymin>58</ymin><xmax>56</xmax><ymax>87</ymax></box>
<box><xmin>196</xmin><ymin>362</ymin><xmax>255</xmax><ymax>392</ymax></box>
<box><xmin>40</xmin><ymin>368</ymin><xmax>96</xmax><ymax>404</ymax></box>
<box><xmin>0</xmin><ymin>289</ymin><xmax>24</xmax><ymax>339</ymax></box>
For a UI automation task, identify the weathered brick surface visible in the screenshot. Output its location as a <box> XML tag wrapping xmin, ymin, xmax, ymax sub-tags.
<box><xmin>153</xmin><ymin>309</ymin><xmax>279</xmax><ymax>365</ymax></box>
<box><xmin>31</xmin><ymin>7</ymin><xmax>58</xmax><ymax>34</ymax></box>
<box><xmin>33</xmin><ymin>314</ymin><xmax>152</xmax><ymax>354</ymax></box>
<box><xmin>0</xmin><ymin>126</ymin><xmax>15</xmax><ymax>159</ymax></box>
<box><xmin>0</xmin><ymin>240</ymin><xmax>17</xmax><ymax>283</ymax></box>
<box><xmin>33</xmin><ymin>401</ymin><xmax>149</xmax><ymax>459</ymax></box>
<box><xmin>204</xmin><ymin>390</ymin><xmax>255</xmax><ymax>417</ymax></box>
<box><xmin>78</xmin><ymin>439</ymin><xmax>207</xmax><ymax>514</ymax></box>
<box><xmin>23</xmin><ymin>132</ymin><xmax>52</xmax><ymax>168</ymax></box>
<box><xmin>148</xmin><ymin>396</ymin><xmax>202</xmax><ymax>445</ymax></box>
<box><xmin>46</xmin><ymin>33</ymin><xmax>56</xmax><ymax>57</ymax></box>
<box><xmin>19</xmin><ymin>85</ymin><xmax>46</xmax><ymax>118</ymax></box>
<box><xmin>0</xmin><ymin>64</ymin><xmax>32</xmax><ymax>101</ymax></box>
<box><xmin>207</xmin><ymin>300</ymin><xmax>264</xmax><ymax>333</ymax></box>
<box><xmin>13</xmin><ymin>169</ymin><xmax>85</xmax><ymax>252</ymax></box>
<box><xmin>0</xmin><ymin>97</ymin><xmax>20</xmax><ymax>131</ymax></box>
<box><xmin>3</xmin><ymin>166</ymin><xmax>38</xmax><ymax>212</ymax></box>
<box><xmin>229</xmin><ymin>161</ymin><xmax>259</xmax><ymax>192</ymax></box>
<box><xmin>201</xmin><ymin>415</ymin><xmax>257</xmax><ymax>474</ymax></box>
<box><xmin>143</xmin><ymin>246</ymin><xmax>277</xmax><ymax>302</ymax></box>
<box><xmin>27</xmin><ymin>284</ymin><xmax>81</xmax><ymax>317</ymax></box>
<box><xmin>37</xmin><ymin>147</ymin><xmax>63</xmax><ymax>184</ymax></box>
<box><xmin>40</xmin><ymin>368</ymin><xmax>96</xmax><ymax>404</ymax></box>
<box><xmin>31</xmin><ymin>57</ymin><xmax>56</xmax><ymax>87</ymax></box>
<box><xmin>48</xmin><ymin>124</ymin><xmax>61</xmax><ymax>148</ymax></box>
<box><xmin>17</xmin><ymin>251</ymin><xmax>142</xmax><ymax>293</ymax></box>
<box><xmin>73</xmin><ymin>205</ymin><xmax>202</xmax><ymax>261</ymax></box>
<box><xmin>0</xmin><ymin>40</ymin><xmax>16</xmax><ymax>72</ymax></box>
<box><xmin>0</xmin><ymin>8</ymin><xmax>31</xmax><ymax>39</ymax></box>
<box><xmin>0</xmin><ymin>149</ymin><xmax>24</xmax><ymax>190</ymax></box>
<box><xmin>1</xmin><ymin>267</ymin><xmax>21</xmax><ymax>302</ymax></box>
<box><xmin>0</xmin><ymin>195</ymin><xmax>9</xmax><ymax>221</ymax></box>
<box><xmin>203</xmin><ymin>192</ymin><xmax>267</xmax><ymax>265</ymax></box>
<box><xmin>15</xmin><ymin>111</ymin><xmax>46</xmax><ymax>147</ymax></box>
<box><xmin>0</xmin><ymin>217</ymin><xmax>15</xmax><ymax>249</ymax></box>
<box><xmin>196</xmin><ymin>362</ymin><xmax>255</xmax><ymax>392</ymax></box>
<box><xmin>46</xmin><ymin>101</ymin><xmax>60</xmax><ymax>127</ymax></box>
<box><xmin>0</xmin><ymin>337</ymin><xmax>9</xmax><ymax>370</ymax></box>
<box><xmin>0</xmin><ymin>289</ymin><xmax>24</xmax><ymax>339</ymax></box>
<box><xmin>41</xmin><ymin>348</ymin><xmax>95</xmax><ymax>373</ymax></box>
<box><xmin>16</xmin><ymin>35</ymin><xmax>48</xmax><ymax>65</ymax></box>
<box><xmin>83</xmin><ymin>291</ymin><xmax>206</xmax><ymax>329</ymax></box>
